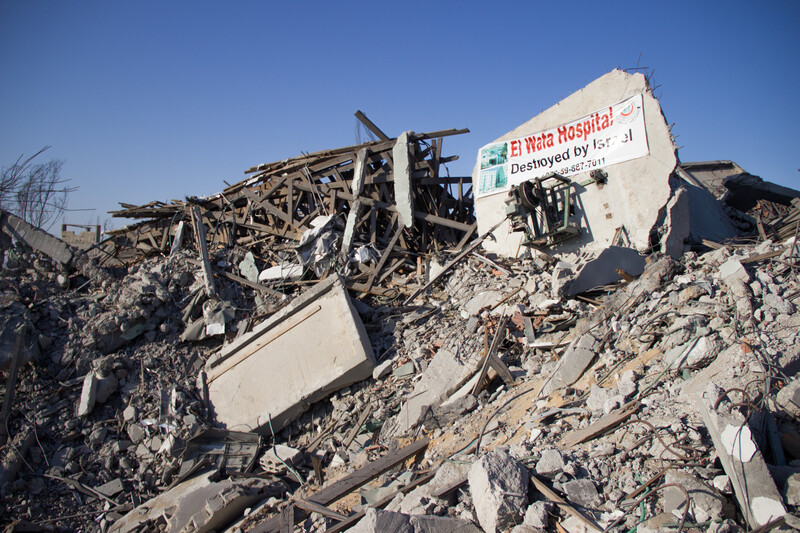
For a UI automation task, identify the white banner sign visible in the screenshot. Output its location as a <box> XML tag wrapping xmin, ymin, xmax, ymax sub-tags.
<box><xmin>476</xmin><ymin>93</ymin><xmax>649</xmax><ymax>197</ymax></box>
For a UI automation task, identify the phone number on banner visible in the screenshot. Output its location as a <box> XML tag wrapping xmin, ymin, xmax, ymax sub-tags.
<box><xmin>555</xmin><ymin>157</ymin><xmax>606</xmax><ymax>177</ymax></box>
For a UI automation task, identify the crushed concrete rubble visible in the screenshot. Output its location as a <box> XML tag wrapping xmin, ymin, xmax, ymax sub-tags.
<box><xmin>2</xmin><ymin>84</ymin><xmax>800</xmax><ymax>533</ymax></box>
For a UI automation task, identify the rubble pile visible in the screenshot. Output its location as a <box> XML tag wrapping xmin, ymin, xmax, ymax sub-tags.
<box><xmin>2</xmin><ymin>220</ymin><xmax>799</xmax><ymax>531</ymax></box>
<box><xmin>1</xmin><ymin>76</ymin><xmax>800</xmax><ymax>532</ymax></box>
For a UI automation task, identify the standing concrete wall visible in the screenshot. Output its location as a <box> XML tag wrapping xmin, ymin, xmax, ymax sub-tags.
<box><xmin>473</xmin><ymin>70</ymin><xmax>677</xmax><ymax>257</ymax></box>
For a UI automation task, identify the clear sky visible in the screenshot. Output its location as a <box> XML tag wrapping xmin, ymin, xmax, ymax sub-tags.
<box><xmin>1</xmin><ymin>1</ymin><xmax>798</xmax><ymax>231</ymax></box>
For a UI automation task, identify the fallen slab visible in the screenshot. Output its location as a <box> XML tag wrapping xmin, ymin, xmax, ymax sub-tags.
<box><xmin>203</xmin><ymin>274</ymin><xmax>375</xmax><ymax>434</ymax></box>
<box><xmin>695</xmin><ymin>384</ymin><xmax>786</xmax><ymax>528</ymax></box>
<box><xmin>0</xmin><ymin>208</ymin><xmax>111</xmax><ymax>284</ymax></box>
<box><xmin>110</xmin><ymin>472</ymin><xmax>282</xmax><ymax>533</ymax></box>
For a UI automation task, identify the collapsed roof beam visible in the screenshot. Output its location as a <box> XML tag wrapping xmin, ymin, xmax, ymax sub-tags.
<box><xmin>354</xmin><ymin>110</ymin><xmax>390</xmax><ymax>141</ymax></box>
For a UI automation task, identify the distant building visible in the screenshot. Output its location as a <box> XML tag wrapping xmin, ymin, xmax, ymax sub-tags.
<box><xmin>61</xmin><ymin>224</ymin><xmax>101</xmax><ymax>250</ymax></box>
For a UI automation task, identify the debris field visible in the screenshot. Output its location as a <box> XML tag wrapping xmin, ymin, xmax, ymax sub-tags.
<box><xmin>1</xmin><ymin>69</ymin><xmax>800</xmax><ymax>533</ymax></box>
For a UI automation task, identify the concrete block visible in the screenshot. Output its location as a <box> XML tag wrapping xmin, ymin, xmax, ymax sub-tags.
<box><xmin>776</xmin><ymin>379</ymin><xmax>800</xmax><ymax>418</ymax></box>
<box><xmin>718</xmin><ymin>258</ymin><xmax>749</xmax><ymax>286</ymax></box>
<box><xmin>95</xmin><ymin>478</ymin><xmax>124</xmax><ymax>497</ymax></box>
<box><xmin>468</xmin><ymin>449</ymin><xmax>529</xmax><ymax>533</ymax></box>
<box><xmin>473</xmin><ymin>70</ymin><xmax>677</xmax><ymax>258</ymax></box>
<box><xmin>372</xmin><ymin>359</ymin><xmax>393</xmax><ymax>380</ymax></box>
<box><xmin>123</xmin><ymin>405</ymin><xmax>137</xmax><ymax>422</ymax></box>
<box><xmin>203</xmin><ymin>275</ymin><xmax>374</xmax><ymax>434</ymax></box>
<box><xmin>259</xmin><ymin>445</ymin><xmax>302</xmax><ymax>473</ymax></box>
<box><xmin>523</xmin><ymin>501</ymin><xmax>552</xmax><ymax>529</ymax></box>
<box><xmin>535</xmin><ymin>449</ymin><xmax>565</xmax><ymax>478</ymax></box>
<box><xmin>544</xmin><ymin>334</ymin><xmax>597</xmax><ymax>394</ymax></box>
<box><xmin>563</xmin><ymin>246</ymin><xmax>646</xmax><ymax>296</ymax></box>
<box><xmin>664</xmin><ymin>470</ymin><xmax>728</xmax><ymax>523</ymax></box>
<box><xmin>77</xmin><ymin>372</ymin><xmax>98</xmax><ymax>417</ymax></box>
<box><xmin>563</xmin><ymin>479</ymin><xmax>600</xmax><ymax>509</ymax></box>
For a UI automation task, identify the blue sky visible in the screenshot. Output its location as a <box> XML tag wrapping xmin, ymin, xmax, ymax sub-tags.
<box><xmin>1</xmin><ymin>1</ymin><xmax>798</xmax><ymax>230</ymax></box>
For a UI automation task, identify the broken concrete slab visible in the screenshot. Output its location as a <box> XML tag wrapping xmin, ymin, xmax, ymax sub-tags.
<box><xmin>468</xmin><ymin>449</ymin><xmax>529</xmax><ymax>533</ymax></box>
<box><xmin>563</xmin><ymin>246</ymin><xmax>646</xmax><ymax>296</ymax></box>
<box><xmin>0</xmin><ymin>208</ymin><xmax>110</xmax><ymax>285</ymax></box>
<box><xmin>349</xmin><ymin>508</ymin><xmax>481</xmax><ymax>533</ymax></box>
<box><xmin>543</xmin><ymin>333</ymin><xmax>597</xmax><ymax>394</ymax></box>
<box><xmin>110</xmin><ymin>472</ymin><xmax>281</xmax><ymax>533</ymax></box>
<box><xmin>390</xmin><ymin>347</ymin><xmax>474</xmax><ymax>436</ymax></box>
<box><xmin>695</xmin><ymin>384</ymin><xmax>786</xmax><ymax>528</ymax></box>
<box><xmin>473</xmin><ymin>69</ymin><xmax>677</xmax><ymax>258</ymax></box>
<box><xmin>677</xmin><ymin>178</ymin><xmax>740</xmax><ymax>245</ymax></box>
<box><xmin>1</xmin><ymin>209</ymin><xmax>74</xmax><ymax>265</ymax></box>
<box><xmin>722</xmin><ymin>172</ymin><xmax>800</xmax><ymax>212</ymax></box>
<box><xmin>664</xmin><ymin>335</ymin><xmax>722</xmax><ymax>370</ymax></box>
<box><xmin>203</xmin><ymin>274</ymin><xmax>375</xmax><ymax>434</ymax></box>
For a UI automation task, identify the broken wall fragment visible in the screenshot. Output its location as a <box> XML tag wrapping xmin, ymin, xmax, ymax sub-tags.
<box><xmin>473</xmin><ymin>69</ymin><xmax>678</xmax><ymax>257</ymax></box>
<box><xmin>202</xmin><ymin>274</ymin><xmax>375</xmax><ymax>434</ymax></box>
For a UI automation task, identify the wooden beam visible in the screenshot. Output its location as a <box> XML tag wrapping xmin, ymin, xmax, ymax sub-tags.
<box><xmin>251</xmin><ymin>438</ymin><xmax>429</xmax><ymax>533</ymax></box>
<box><xmin>190</xmin><ymin>205</ymin><xmax>217</xmax><ymax>298</ymax></box>
<box><xmin>325</xmin><ymin>471</ymin><xmax>436</xmax><ymax>533</ymax></box>
<box><xmin>403</xmin><ymin>219</ymin><xmax>504</xmax><ymax>305</ymax></box>
<box><xmin>291</xmin><ymin>498</ymin><xmax>348</xmax><ymax>521</ymax></box>
<box><xmin>365</xmin><ymin>221</ymin><xmax>403</xmax><ymax>293</ymax></box>
<box><xmin>354</xmin><ymin>110</ymin><xmax>390</xmax><ymax>141</ymax></box>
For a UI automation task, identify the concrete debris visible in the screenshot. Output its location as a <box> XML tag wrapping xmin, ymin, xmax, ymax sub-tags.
<box><xmin>562</xmin><ymin>479</ymin><xmax>600</xmax><ymax>509</ymax></box>
<box><xmin>1</xmin><ymin>74</ymin><xmax>800</xmax><ymax>533</ymax></box>
<box><xmin>663</xmin><ymin>470</ymin><xmax>730</xmax><ymax>523</ymax></box>
<box><xmin>562</xmin><ymin>246</ymin><xmax>646</xmax><ymax>296</ymax></box>
<box><xmin>203</xmin><ymin>274</ymin><xmax>375</xmax><ymax>434</ymax></box>
<box><xmin>468</xmin><ymin>449</ymin><xmax>529</xmax><ymax>533</ymax></box>
<box><xmin>776</xmin><ymin>379</ymin><xmax>800</xmax><ymax>418</ymax></box>
<box><xmin>349</xmin><ymin>508</ymin><xmax>481</xmax><ymax>533</ymax></box>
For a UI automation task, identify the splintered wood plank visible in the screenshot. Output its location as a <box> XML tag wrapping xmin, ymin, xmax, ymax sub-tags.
<box><xmin>354</xmin><ymin>110</ymin><xmax>390</xmax><ymax>141</ymax></box>
<box><xmin>325</xmin><ymin>471</ymin><xmax>436</xmax><ymax>533</ymax></box>
<box><xmin>279</xmin><ymin>504</ymin><xmax>293</xmax><ymax>533</ymax></box>
<box><xmin>190</xmin><ymin>205</ymin><xmax>217</xmax><ymax>298</ymax></box>
<box><xmin>366</xmin><ymin>220</ymin><xmax>402</xmax><ymax>293</ymax></box>
<box><xmin>291</xmin><ymin>499</ymin><xmax>348</xmax><ymax>521</ymax></box>
<box><xmin>561</xmin><ymin>402</ymin><xmax>638</xmax><ymax>448</ymax></box>
<box><xmin>252</xmin><ymin>438</ymin><xmax>429</xmax><ymax>533</ymax></box>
